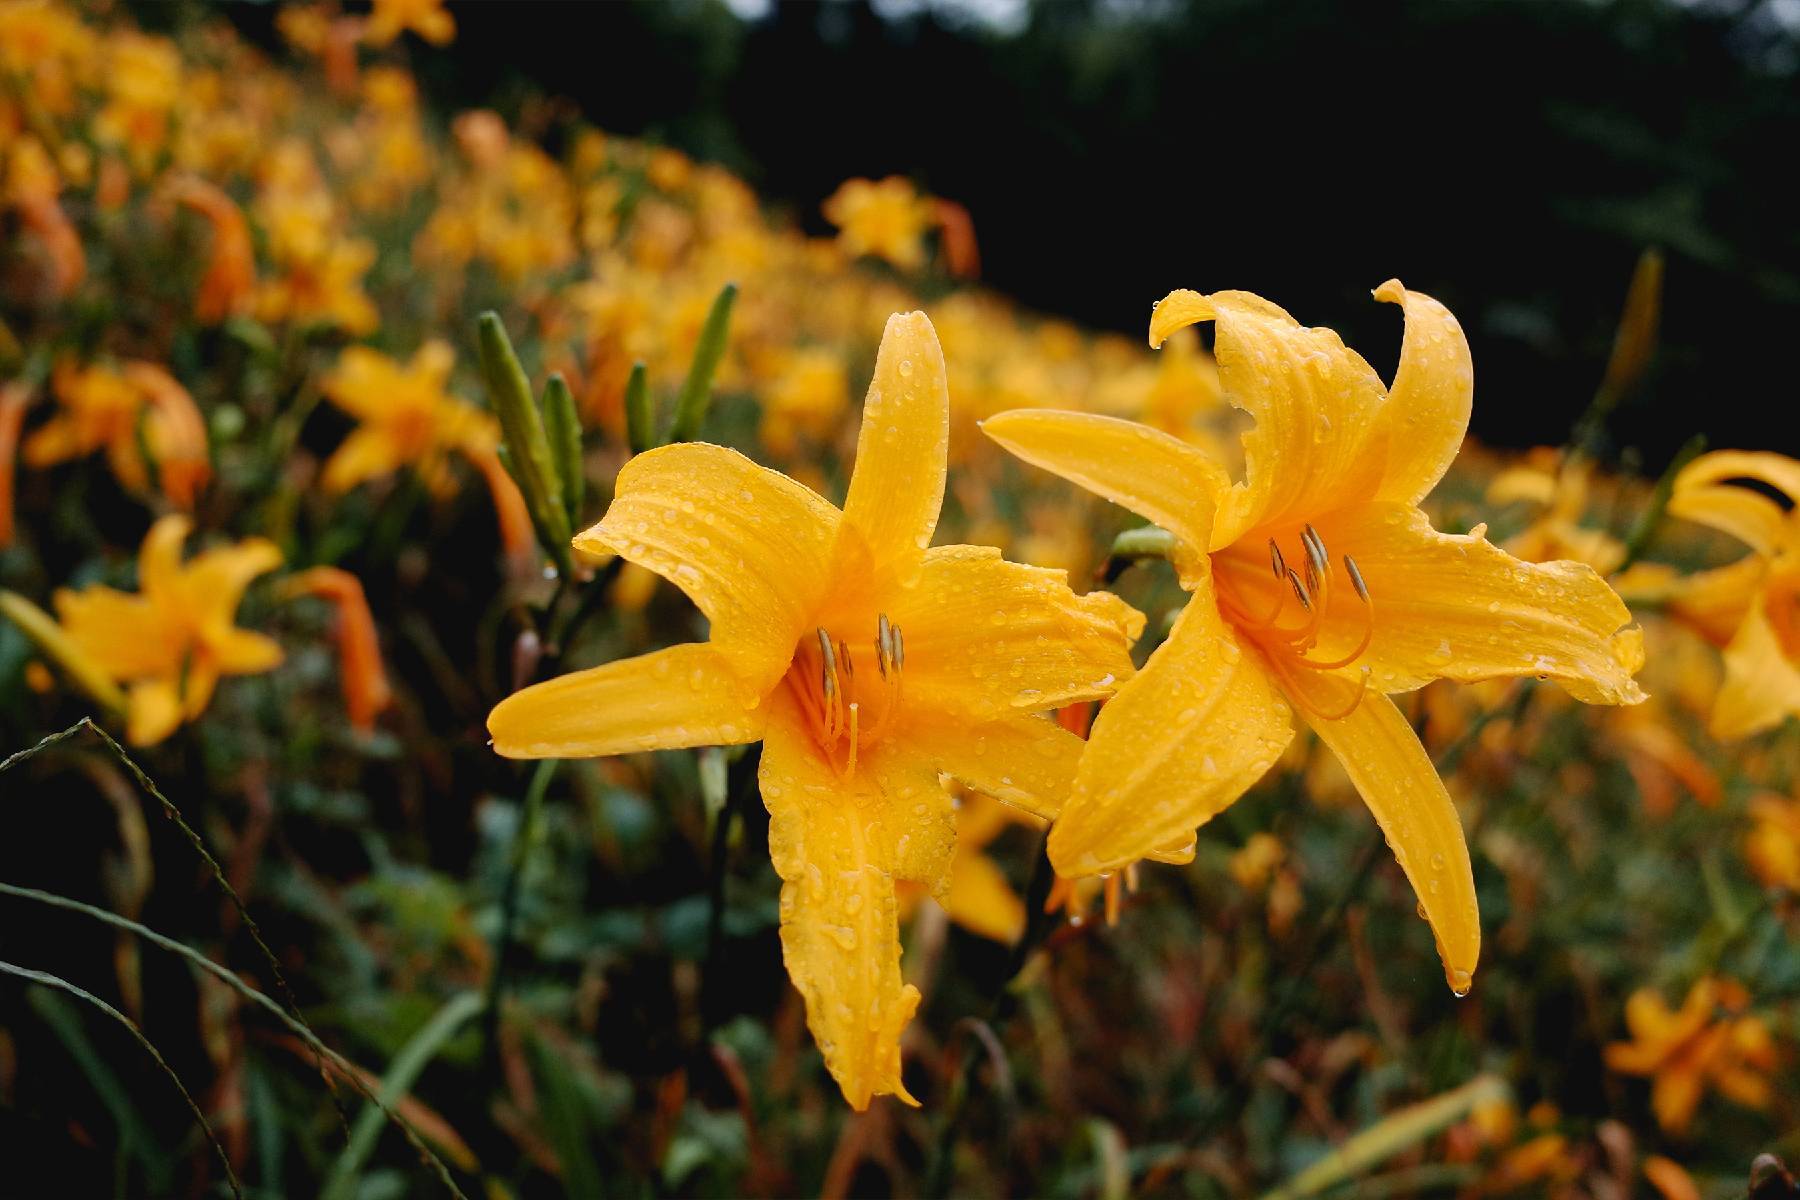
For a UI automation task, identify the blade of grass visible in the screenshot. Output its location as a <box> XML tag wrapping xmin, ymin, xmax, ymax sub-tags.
<box><xmin>2</xmin><ymin>719</ymin><xmax>346</xmax><ymax>1134</ymax></box>
<box><xmin>0</xmin><ymin>881</ymin><xmax>472</xmax><ymax>1199</ymax></box>
<box><xmin>26</xmin><ymin>986</ymin><xmax>174</xmax><ymax>1192</ymax></box>
<box><xmin>1256</xmin><ymin>1074</ymin><xmax>1509</xmax><ymax>1200</ymax></box>
<box><xmin>320</xmin><ymin>991</ymin><xmax>486</xmax><ymax>1200</ymax></box>
<box><xmin>2</xmin><ymin>959</ymin><xmax>243</xmax><ymax>1198</ymax></box>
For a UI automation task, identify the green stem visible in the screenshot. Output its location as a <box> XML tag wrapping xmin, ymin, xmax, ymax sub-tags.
<box><xmin>480</xmin><ymin>758</ymin><xmax>558</xmax><ymax>1069</ymax></box>
<box><xmin>1615</xmin><ymin>432</ymin><xmax>1707</xmax><ymax>573</ymax></box>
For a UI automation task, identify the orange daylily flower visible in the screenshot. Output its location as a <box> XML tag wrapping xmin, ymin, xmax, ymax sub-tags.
<box><xmin>320</xmin><ymin>342</ymin><xmax>533</xmax><ymax>562</ymax></box>
<box><xmin>489</xmin><ymin>312</ymin><xmax>1142</xmax><ymax>1109</ymax></box>
<box><xmin>363</xmin><ymin>0</ymin><xmax>456</xmax><ymax>47</ymax></box>
<box><xmin>1620</xmin><ymin>451</ymin><xmax>1800</xmax><ymax>739</ymax></box>
<box><xmin>169</xmin><ymin>175</ymin><xmax>256</xmax><ymax>323</ymax></box>
<box><xmin>281</xmin><ymin>566</ymin><xmax>393</xmax><ymax>733</ymax></box>
<box><xmin>53</xmin><ymin>514</ymin><xmax>282</xmax><ymax>745</ymax></box>
<box><xmin>822</xmin><ymin>177</ymin><xmax>934</xmax><ymax>272</ymax></box>
<box><xmin>983</xmin><ymin>283</ymin><xmax>1646</xmax><ymax>992</ymax></box>
<box><xmin>1604</xmin><ymin>976</ymin><xmax>1777</xmax><ymax>1135</ymax></box>
<box><xmin>22</xmin><ymin>359</ymin><xmax>211</xmax><ymax>508</ymax></box>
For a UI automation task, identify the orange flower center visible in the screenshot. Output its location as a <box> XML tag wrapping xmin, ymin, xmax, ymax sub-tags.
<box><xmin>783</xmin><ymin>614</ymin><xmax>905</xmax><ymax>778</ymax></box>
<box><xmin>1212</xmin><ymin>522</ymin><xmax>1375</xmax><ymax>722</ymax></box>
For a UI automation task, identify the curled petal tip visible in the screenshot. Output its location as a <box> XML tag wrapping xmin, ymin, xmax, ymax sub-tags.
<box><xmin>1373</xmin><ymin>278</ymin><xmax>1406</xmax><ymax>304</ymax></box>
<box><xmin>1147</xmin><ymin>288</ymin><xmax>1213</xmax><ymax>348</ymax></box>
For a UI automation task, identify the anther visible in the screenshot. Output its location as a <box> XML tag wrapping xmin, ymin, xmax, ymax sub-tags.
<box><xmin>1303</xmin><ymin>555</ymin><xmax>1321</xmax><ymax>600</ymax></box>
<box><xmin>893</xmin><ymin>625</ymin><xmax>904</xmax><ymax>671</ymax></box>
<box><xmin>1285</xmin><ymin>567</ymin><xmax>1313</xmax><ymax>612</ymax></box>
<box><xmin>1268</xmin><ymin>538</ymin><xmax>1286</xmax><ymax>580</ymax></box>
<box><xmin>1301</xmin><ymin>524</ymin><xmax>1329</xmax><ymax>579</ymax></box>
<box><xmin>838</xmin><ymin>637</ymin><xmax>853</xmax><ymax>683</ymax></box>
<box><xmin>877</xmin><ymin>613</ymin><xmax>893</xmax><ymax>677</ymax></box>
<box><xmin>1344</xmin><ymin>555</ymin><xmax>1369</xmax><ymax>602</ymax></box>
<box><xmin>817</xmin><ymin>629</ymin><xmax>840</xmax><ymax>736</ymax></box>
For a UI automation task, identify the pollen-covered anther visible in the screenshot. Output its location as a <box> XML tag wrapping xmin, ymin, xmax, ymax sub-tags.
<box><xmin>789</xmin><ymin>616</ymin><xmax>907</xmax><ymax>775</ymax></box>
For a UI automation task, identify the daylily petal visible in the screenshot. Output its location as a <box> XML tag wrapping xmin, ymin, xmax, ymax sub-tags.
<box><xmin>1294</xmin><ymin>687</ymin><xmax>1479</xmax><ymax>992</ymax></box>
<box><xmin>126</xmin><ymin>677</ymin><xmax>184</xmax><ymax>746</ymax></box>
<box><xmin>1622</xmin><ymin>557</ymin><xmax>1763</xmax><ymax>647</ymax></box>
<box><xmin>1711</xmin><ymin>593</ymin><xmax>1800</xmax><ymax>739</ymax></box>
<box><xmin>488</xmin><ymin>643</ymin><xmax>763</xmax><ymax>758</ymax></box>
<box><xmin>840</xmin><ymin>311</ymin><xmax>948</xmax><ymax>584</ymax></box>
<box><xmin>321</xmin><ymin>426</ymin><xmax>404</xmax><ymax>493</ymax></box>
<box><xmin>180</xmin><ymin>657</ymin><xmax>221</xmax><ymax>721</ymax></box>
<box><xmin>212</xmin><ymin>628</ymin><xmax>285</xmax><ymax>675</ymax></box>
<box><xmin>760</xmin><ymin>692</ymin><xmax>923</xmax><ymax>1110</ymax></box>
<box><xmin>1048</xmin><ymin>583</ymin><xmax>1294</xmax><ymax>877</ymax></box>
<box><xmin>1147</xmin><ymin>289</ymin><xmax>1389</xmax><ymax>546</ymax></box>
<box><xmin>183</xmin><ymin>539</ymin><xmax>284</xmax><ymax>614</ymax></box>
<box><xmin>577</xmin><ymin>443</ymin><xmax>841</xmax><ymax>694</ymax></box>
<box><xmin>137</xmin><ymin>514</ymin><xmax>193</xmax><ymax>599</ymax></box>
<box><xmin>884</xmin><ymin>545</ymin><xmax>1144</xmax><ymax>723</ymax></box>
<box><xmin>908</xmin><ymin>710</ymin><xmax>1087</xmax><ymax>821</ymax></box>
<box><xmin>979</xmin><ymin>408</ymin><xmax>1225</xmax><ymax>579</ymax></box>
<box><xmin>1669</xmin><ymin>450</ymin><xmax>1800</xmax><ymax>556</ymax></box>
<box><xmin>55</xmin><ymin>586</ymin><xmax>180</xmax><ymax>678</ymax></box>
<box><xmin>1307</xmin><ymin>502</ymin><xmax>1646</xmax><ymax>705</ymax></box>
<box><xmin>943</xmin><ymin>848</ymin><xmax>1026</xmax><ymax>943</ymax></box>
<box><xmin>1372</xmin><ymin>280</ymin><xmax>1473</xmax><ymax>506</ymax></box>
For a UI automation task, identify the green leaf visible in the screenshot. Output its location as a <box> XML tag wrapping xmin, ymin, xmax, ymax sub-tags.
<box><xmin>320</xmin><ymin>991</ymin><xmax>485</xmax><ymax>1200</ymax></box>
<box><xmin>5</xmin><ymin>961</ymin><xmax>242</xmax><ymax>1197</ymax></box>
<box><xmin>668</xmin><ymin>282</ymin><xmax>737</xmax><ymax>443</ymax></box>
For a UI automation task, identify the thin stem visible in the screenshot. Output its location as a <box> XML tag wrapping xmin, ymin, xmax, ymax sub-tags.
<box><xmin>702</xmin><ymin>746</ymin><xmax>763</xmax><ymax>1033</ymax></box>
<box><xmin>925</xmin><ymin>836</ymin><xmax>1057</xmax><ymax>1199</ymax></box>
<box><xmin>480</xmin><ymin>758</ymin><xmax>558</xmax><ymax>1072</ymax></box>
<box><xmin>1615</xmin><ymin>432</ymin><xmax>1707</xmax><ymax>574</ymax></box>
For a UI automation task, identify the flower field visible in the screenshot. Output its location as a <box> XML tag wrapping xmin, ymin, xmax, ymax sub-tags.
<box><xmin>2</xmin><ymin>3</ymin><xmax>1798</xmax><ymax>1197</ymax></box>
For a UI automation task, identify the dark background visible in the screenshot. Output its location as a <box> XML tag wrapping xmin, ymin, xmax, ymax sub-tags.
<box><xmin>237</xmin><ymin>0</ymin><xmax>1800</xmax><ymax>468</ymax></box>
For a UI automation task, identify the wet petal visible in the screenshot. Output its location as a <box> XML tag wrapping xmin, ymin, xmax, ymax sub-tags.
<box><xmin>488</xmin><ymin>643</ymin><xmax>763</xmax><ymax>759</ymax></box>
<box><xmin>1295</xmin><ymin>687</ymin><xmax>1479</xmax><ymax>991</ymax></box>
<box><xmin>1147</xmin><ymin>289</ymin><xmax>1389</xmax><ymax>546</ymax></box>
<box><xmin>979</xmin><ymin>408</ymin><xmax>1226</xmax><ymax>579</ymax></box>
<box><xmin>760</xmin><ymin>692</ymin><xmax>925</xmax><ymax>1110</ymax></box>
<box><xmin>840</xmin><ymin>311</ymin><xmax>949</xmax><ymax>583</ymax></box>
<box><xmin>885</xmin><ymin>545</ymin><xmax>1144</xmax><ymax>723</ymax></box>
<box><xmin>909</xmin><ymin>710</ymin><xmax>1087</xmax><ymax>821</ymax></box>
<box><xmin>1711</xmin><ymin>593</ymin><xmax>1800</xmax><ymax>740</ymax></box>
<box><xmin>578</xmin><ymin>442</ymin><xmax>841</xmax><ymax>694</ymax></box>
<box><xmin>1309</xmin><ymin>502</ymin><xmax>1646</xmax><ymax>705</ymax></box>
<box><xmin>1372</xmin><ymin>280</ymin><xmax>1473</xmax><ymax>505</ymax></box>
<box><xmin>1048</xmin><ymin>584</ymin><xmax>1294</xmax><ymax>877</ymax></box>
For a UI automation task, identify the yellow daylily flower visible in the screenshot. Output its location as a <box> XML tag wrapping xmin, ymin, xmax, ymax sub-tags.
<box><xmin>53</xmin><ymin>514</ymin><xmax>282</xmax><ymax>745</ymax></box>
<box><xmin>822</xmin><ymin>177</ymin><xmax>934</xmax><ymax>272</ymax></box>
<box><xmin>1620</xmin><ymin>450</ymin><xmax>1800</xmax><ymax>740</ymax></box>
<box><xmin>363</xmin><ymin>0</ymin><xmax>455</xmax><ymax>47</ymax></box>
<box><xmin>1488</xmin><ymin>447</ymin><xmax>1626</xmax><ymax>573</ymax></box>
<box><xmin>982</xmin><ymin>282</ymin><xmax>1646</xmax><ymax>992</ymax></box>
<box><xmin>320</xmin><ymin>342</ymin><xmax>494</xmax><ymax>495</ymax></box>
<box><xmin>1604</xmin><ymin>977</ymin><xmax>1777</xmax><ymax>1135</ymax></box>
<box><xmin>489</xmin><ymin>312</ymin><xmax>1143</xmax><ymax>1109</ymax></box>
